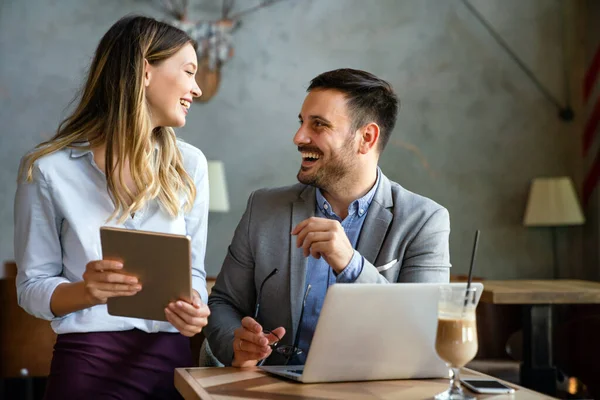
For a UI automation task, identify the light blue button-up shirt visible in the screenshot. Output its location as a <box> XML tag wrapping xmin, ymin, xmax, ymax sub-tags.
<box><xmin>13</xmin><ymin>140</ymin><xmax>209</xmax><ymax>335</ymax></box>
<box><xmin>294</xmin><ymin>169</ymin><xmax>380</xmax><ymax>363</ymax></box>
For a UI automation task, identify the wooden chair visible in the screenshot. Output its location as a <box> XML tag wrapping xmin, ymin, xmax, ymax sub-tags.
<box><xmin>0</xmin><ymin>262</ymin><xmax>57</xmax><ymax>379</ymax></box>
<box><xmin>1</xmin><ymin>261</ymin><xmax>57</xmax><ymax>399</ymax></box>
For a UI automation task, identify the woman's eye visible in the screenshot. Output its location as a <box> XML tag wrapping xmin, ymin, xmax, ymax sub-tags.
<box><xmin>185</xmin><ymin>71</ymin><xmax>194</xmax><ymax>76</ymax></box>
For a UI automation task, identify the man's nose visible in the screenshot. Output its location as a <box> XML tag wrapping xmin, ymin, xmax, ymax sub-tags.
<box><xmin>293</xmin><ymin>126</ymin><xmax>310</xmax><ymax>146</ymax></box>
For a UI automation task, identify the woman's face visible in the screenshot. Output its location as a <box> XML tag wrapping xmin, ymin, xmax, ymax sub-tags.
<box><xmin>145</xmin><ymin>43</ymin><xmax>202</xmax><ymax>128</ymax></box>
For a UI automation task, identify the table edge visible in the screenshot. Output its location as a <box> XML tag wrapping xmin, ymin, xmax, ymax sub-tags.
<box><xmin>175</xmin><ymin>367</ymin><xmax>212</xmax><ymax>400</ymax></box>
<box><xmin>175</xmin><ymin>367</ymin><xmax>555</xmax><ymax>400</ymax></box>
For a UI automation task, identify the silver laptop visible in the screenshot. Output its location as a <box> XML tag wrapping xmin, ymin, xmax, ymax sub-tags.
<box><xmin>260</xmin><ymin>282</ymin><xmax>484</xmax><ymax>383</ymax></box>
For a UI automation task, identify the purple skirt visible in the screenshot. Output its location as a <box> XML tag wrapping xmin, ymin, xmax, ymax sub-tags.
<box><xmin>44</xmin><ymin>329</ymin><xmax>193</xmax><ymax>400</ymax></box>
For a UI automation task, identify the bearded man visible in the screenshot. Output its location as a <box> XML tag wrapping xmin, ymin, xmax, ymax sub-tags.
<box><xmin>205</xmin><ymin>68</ymin><xmax>451</xmax><ymax>367</ymax></box>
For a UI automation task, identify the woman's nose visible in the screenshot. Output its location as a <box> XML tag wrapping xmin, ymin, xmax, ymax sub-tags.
<box><xmin>191</xmin><ymin>83</ymin><xmax>202</xmax><ymax>98</ymax></box>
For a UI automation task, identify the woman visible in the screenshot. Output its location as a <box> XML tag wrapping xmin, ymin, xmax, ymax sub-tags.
<box><xmin>14</xmin><ymin>15</ymin><xmax>210</xmax><ymax>399</ymax></box>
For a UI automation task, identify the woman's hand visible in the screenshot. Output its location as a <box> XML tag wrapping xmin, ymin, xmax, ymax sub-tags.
<box><xmin>82</xmin><ymin>260</ymin><xmax>142</xmax><ymax>306</ymax></box>
<box><xmin>165</xmin><ymin>291</ymin><xmax>210</xmax><ymax>337</ymax></box>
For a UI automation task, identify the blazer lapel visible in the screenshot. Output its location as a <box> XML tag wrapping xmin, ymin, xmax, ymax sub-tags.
<box><xmin>289</xmin><ymin>185</ymin><xmax>315</xmax><ymax>342</ymax></box>
<box><xmin>357</xmin><ymin>173</ymin><xmax>393</xmax><ymax>265</ymax></box>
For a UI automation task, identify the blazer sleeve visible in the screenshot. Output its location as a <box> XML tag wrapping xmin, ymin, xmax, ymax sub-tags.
<box><xmin>205</xmin><ymin>192</ymin><xmax>258</xmax><ymax>365</ymax></box>
<box><xmin>398</xmin><ymin>207</ymin><xmax>451</xmax><ymax>283</ymax></box>
<box><xmin>351</xmin><ymin>258</ymin><xmax>393</xmax><ymax>284</ymax></box>
<box><xmin>349</xmin><ymin>206</ymin><xmax>451</xmax><ymax>285</ymax></box>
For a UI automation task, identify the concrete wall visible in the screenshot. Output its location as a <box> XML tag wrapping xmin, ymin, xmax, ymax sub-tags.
<box><xmin>0</xmin><ymin>0</ymin><xmax>586</xmax><ymax>279</ymax></box>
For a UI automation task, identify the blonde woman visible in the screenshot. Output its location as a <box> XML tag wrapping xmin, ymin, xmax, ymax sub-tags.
<box><xmin>14</xmin><ymin>16</ymin><xmax>209</xmax><ymax>399</ymax></box>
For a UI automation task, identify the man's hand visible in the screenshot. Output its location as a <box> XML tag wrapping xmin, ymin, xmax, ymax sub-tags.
<box><xmin>232</xmin><ymin>317</ymin><xmax>285</xmax><ymax>367</ymax></box>
<box><xmin>292</xmin><ymin>217</ymin><xmax>354</xmax><ymax>274</ymax></box>
<box><xmin>165</xmin><ymin>290</ymin><xmax>210</xmax><ymax>337</ymax></box>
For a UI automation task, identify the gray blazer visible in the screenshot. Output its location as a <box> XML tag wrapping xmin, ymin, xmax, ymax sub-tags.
<box><xmin>205</xmin><ymin>172</ymin><xmax>451</xmax><ymax>365</ymax></box>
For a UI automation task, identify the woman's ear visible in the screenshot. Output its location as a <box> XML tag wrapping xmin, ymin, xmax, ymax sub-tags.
<box><xmin>359</xmin><ymin>122</ymin><xmax>380</xmax><ymax>154</ymax></box>
<box><xmin>144</xmin><ymin>59</ymin><xmax>151</xmax><ymax>87</ymax></box>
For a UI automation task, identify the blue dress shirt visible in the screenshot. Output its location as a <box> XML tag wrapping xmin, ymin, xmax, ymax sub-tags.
<box><xmin>294</xmin><ymin>169</ymin><xmax>380</xmax><ymax>364</ymax></box>
<box><xmin>13</xmin><ymin>140</ymin><xmax>209</xmax><ymax>334</ymax></box>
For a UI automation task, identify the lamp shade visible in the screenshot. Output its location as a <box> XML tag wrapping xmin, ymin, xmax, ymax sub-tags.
<box><xmin>207</xmin><ymin>161</ymin><xmax>230</xmax><ymax>212</ymax></box>
<box><xmin>523</xmin><ymin>177</ymin><xmax>585</xmax><ymax>226</ymax></box>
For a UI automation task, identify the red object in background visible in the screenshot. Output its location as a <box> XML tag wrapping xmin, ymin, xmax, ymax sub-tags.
<box><xmin>583</xmin><ymin>44</ymin><xmax>600</xmax><ymax>206</ymax></box>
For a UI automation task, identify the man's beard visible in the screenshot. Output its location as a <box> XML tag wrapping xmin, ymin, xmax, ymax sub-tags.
<box><xmin>296</xmin><ymin>138</ymin><xmax>355</xmax><ymax>191</ymax></box>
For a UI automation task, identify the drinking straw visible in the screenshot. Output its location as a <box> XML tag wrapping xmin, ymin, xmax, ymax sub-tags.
<box><xmin>463</xmin><ymin>230</ymin><xmax>480</xmax><ymax>311</ymax></box>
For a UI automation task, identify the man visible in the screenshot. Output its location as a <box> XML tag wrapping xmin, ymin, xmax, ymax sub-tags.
<box><xmin>205</xmin><ymin>69</ymin><xmax>450</xmax><ymax>367</ymax></box>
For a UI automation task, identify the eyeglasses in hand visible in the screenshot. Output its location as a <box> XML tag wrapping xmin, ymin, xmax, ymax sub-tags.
<box><xmin>254</xmin><ymin>268</ymin><xmax>312</xmax><ymax>365</ymax></box>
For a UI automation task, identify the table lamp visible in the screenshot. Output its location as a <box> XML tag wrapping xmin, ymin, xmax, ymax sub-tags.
<box><xmin>523</xmin><ymin>177</ymin><xmax>585</xmax><ymax>278</ymax></box>
<box><xmin>207</xmin><ymin>161</ymin><xmax>230</xmax><ymax>212</ymax></box>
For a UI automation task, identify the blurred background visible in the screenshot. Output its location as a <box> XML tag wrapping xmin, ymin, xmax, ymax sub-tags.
<box><xmin>1</xmin><ymin>0</ymin><xmax>597</xmax><ymax>280</ymax></box>
<box><xmin>1</xmin><ymin>0</ymin><xmax>599</xmax><ymax>398</ymax></box>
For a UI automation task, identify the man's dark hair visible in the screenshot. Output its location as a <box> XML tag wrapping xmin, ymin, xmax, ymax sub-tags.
<box><xmin>307</xmin><ymin>68</ymin><xmax>399</xmax><ymax>152</ymax></box>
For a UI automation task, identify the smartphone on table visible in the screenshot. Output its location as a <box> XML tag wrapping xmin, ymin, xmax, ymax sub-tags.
<box><xmin>460</xmin><ymin>378</ymin><xmax>516</xmax><ymax>394</ymax></box>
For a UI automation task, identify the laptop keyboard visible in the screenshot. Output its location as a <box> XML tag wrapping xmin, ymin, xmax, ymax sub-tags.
<box><xmin>288</xmin><ymin>370</ymin><xmax>303</xmax><ymax>375</ymax></box>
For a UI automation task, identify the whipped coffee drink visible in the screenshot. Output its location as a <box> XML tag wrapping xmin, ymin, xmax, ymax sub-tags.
<box><xmin>434</xmin><ymin>286</ymin><xmax>479</xmax><ymax>400</ymax></box>
<box><xmin>435</xmin><ymin>315</ymin><xmax>478</xmax><ymax>368</ymax></box>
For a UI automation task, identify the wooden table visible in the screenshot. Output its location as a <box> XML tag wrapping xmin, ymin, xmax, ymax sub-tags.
<box><xmin>175</xmin><ymin>367</ymin><xmax>553</xmax><ymax>400</ymax></box>
<box><xmin>481</xmin><ymin>280</ymin><xmax>600</xmax><ymax>305</ymax></box>
<box><xmin>480</xmin><ymin>279</ymin><xmax>600</xmax><ymax>397</ymax></box>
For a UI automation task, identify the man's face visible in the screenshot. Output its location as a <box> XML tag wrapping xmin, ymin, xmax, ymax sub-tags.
<box><xmin>293</xmin><ymin>89</ymin><xmax>359</xmax><ymax>191</ymax></box>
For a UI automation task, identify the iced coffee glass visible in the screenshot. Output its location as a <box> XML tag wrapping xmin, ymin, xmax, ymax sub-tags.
<box><xmin>434</xmin><ymin>286</ymin><xmax>478</xmax><ymax>400</ymax></box>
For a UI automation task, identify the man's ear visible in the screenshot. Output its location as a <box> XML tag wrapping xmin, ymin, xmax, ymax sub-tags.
<box><xmin>358</xmin><ymin>122</ymin><xmax>380</xmax><ymax>154</ymax></box>
<box><xmin>144</xmin><ymin>59</ymin><xmax>151</xmax><ymax>87</ymax></box>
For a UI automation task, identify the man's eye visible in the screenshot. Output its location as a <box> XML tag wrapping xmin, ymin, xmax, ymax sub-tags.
<box><xmin>314</xmin><ymin>121</ymin><xmax>323</xmax><ymax>127</ymax></box>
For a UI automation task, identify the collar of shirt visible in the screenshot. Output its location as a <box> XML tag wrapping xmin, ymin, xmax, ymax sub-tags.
<box><xmin>69</xmin><ymin>141</ymin><xmax>160</xmax><ymax>160</ymax></box>
<box><xmin>315</xmin><ymin>167</ymin><xmax>381</xmax><ymax>219</ymax></box>
<box><xmin>69</xmin><ymin>142</ymin><xmax>93</xmax><ymax>159</ymax></box>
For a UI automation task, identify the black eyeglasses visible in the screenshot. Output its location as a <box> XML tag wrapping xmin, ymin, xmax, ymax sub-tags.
<box><xmin>254</xmin><ymin>268</ymin><xmax>312</xmax><ymax>365</ymax></box>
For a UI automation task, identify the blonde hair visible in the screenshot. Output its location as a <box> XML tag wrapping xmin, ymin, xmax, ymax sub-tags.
<box><xmin>20</xmin><ymin>15</ymin><xmax>196</xmax><ymax>223</ymax></box>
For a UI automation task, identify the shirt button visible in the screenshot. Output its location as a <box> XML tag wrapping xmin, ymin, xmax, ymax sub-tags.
<box><xmin>324</xmin><ymin>204</ymin><xmax>329</xmax><ymax>210</ymax></box>
<box><xmin>359</xmin><ymin>209</ymin><xmax>364</xmax><ymax>215</ymax></box>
